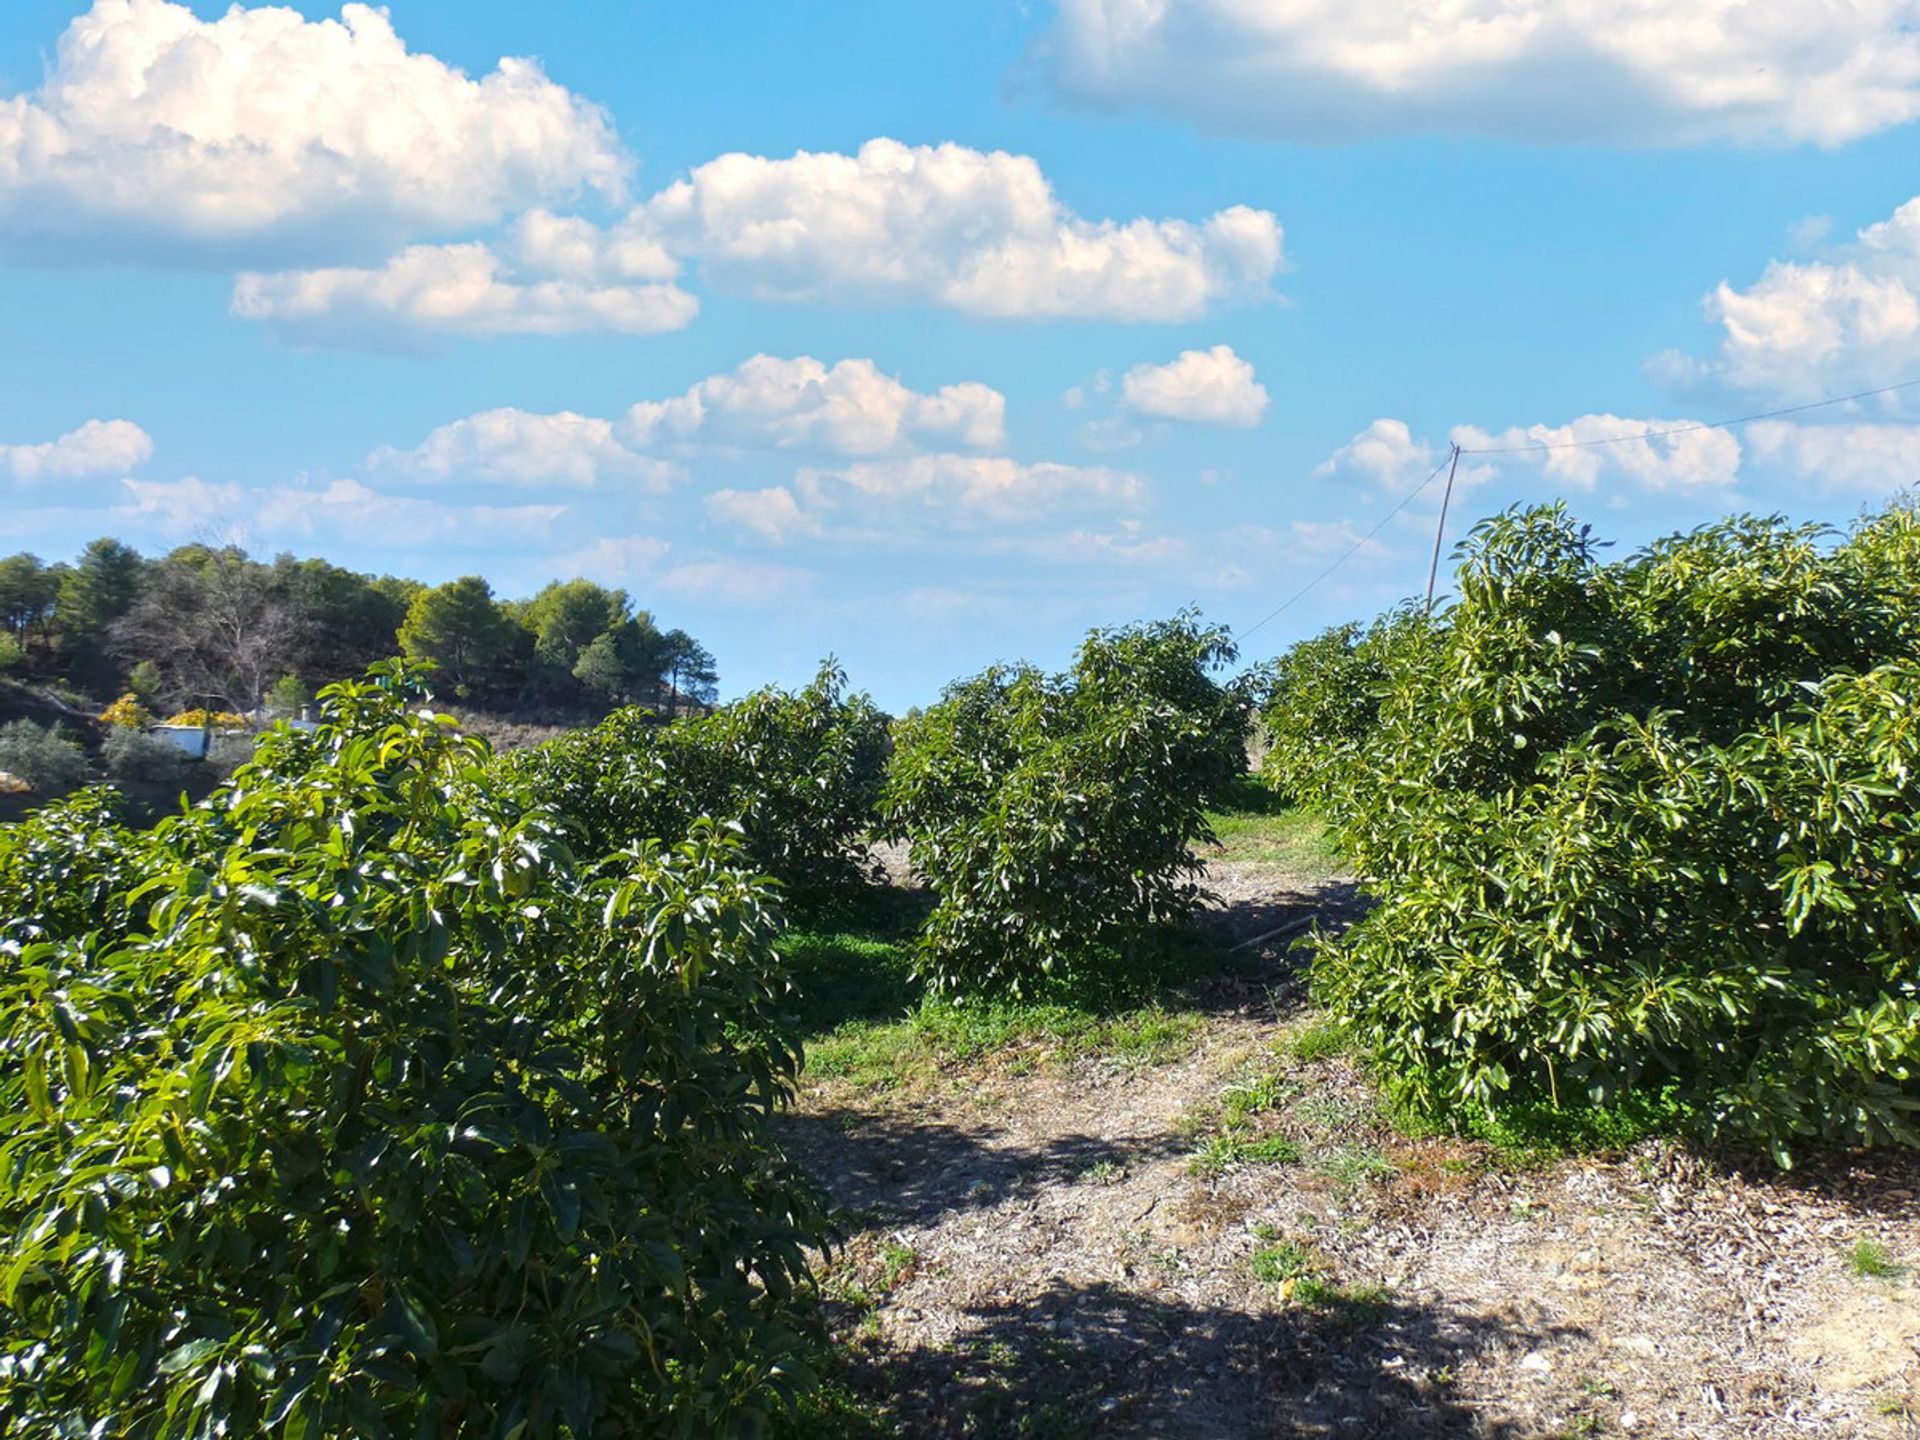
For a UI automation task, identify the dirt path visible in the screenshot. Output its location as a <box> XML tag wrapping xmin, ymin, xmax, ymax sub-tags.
<box><xmin>784</xmin><ymin>859</ymin><xmax>1920</xmax><ymax>1439</ymax></box>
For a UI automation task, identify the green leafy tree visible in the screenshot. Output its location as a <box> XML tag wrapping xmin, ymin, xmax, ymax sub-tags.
<box><xmin>0</xmin><ymin>663</ymin><xmax>828</xmax><ymax>1436</ymax></box>
<box><xmin>266</xmin><ymin>673</ymin><xmax>311</xmax><ymax>716</ymax></box>
<box><xmin>884</xmin><ymin>614</ymin><xmax>1248</xmax><ymax>995</ymax></box>
<box><xmin>55</xmin><ymin>538</ymin><xmax>144</xmax><ymax>689</ymax></box>
<box><xmin>270</xmin><ymin>554</ymin><xmax>411</xmax><ymax>679</ymax></box>
<box><xmin>126</xmin><ymin>660</ymin><xmax>163</xmax><ymax>710</ymax></box>
<box><xmin>0</xmin><ymin>553</ymin><xmax>61</xmax><ymax>655</ymax></box>
<box><xmin>397</xmin><ymin>576</ymin><xmax>518</xmax><ymax>697</ymax></box>
<box><xmin>1303</xmin><ymin>501</ymin><xmax>1920</xmax><ymax>1158</ymax></box>
<box><xmin>499</xmin><ymin>661</ymin><xmax>890</xmax><ymax>909</ymax></box>
<box><xmin>661</xmin><ymin>629</ymin><xmax>719</xmax><ymax>714</ymax></box>
<box><xmin>571</xmin><ymin>629</ymin><xmax>628</xmax><ymax>702</ymax></box>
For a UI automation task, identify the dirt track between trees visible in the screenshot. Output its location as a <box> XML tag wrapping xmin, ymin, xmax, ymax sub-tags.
<box><xmin>783</xmin><ymin>857</ymin><xmax>1920</xmax><ymax>1439</ymax></box>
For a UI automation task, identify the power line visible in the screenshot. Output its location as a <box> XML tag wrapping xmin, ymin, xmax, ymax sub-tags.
<box><xmin>1237</xmin><ymin>372</ymin><xmax>1920</xmax><ymax>645</ymax></box>
<box><xmin>1239</xmin><ymin>449</ymin><xmax>1456</xmax><ymax>643</ymax></box>
<box><xmin>1459</xmin><ymin>376</ymin><xmax>1920</xmax><ymax>455</ymax></box>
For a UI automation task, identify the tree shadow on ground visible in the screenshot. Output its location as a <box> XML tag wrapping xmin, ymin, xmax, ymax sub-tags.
<box><xmin>780</xmin><ymin>1108</ymin><xmax>1186</xmax><ymax>1225</ymax></box>
<box><xmin>1698</xmin><ymin>1141</ymin><xmax>1920</xmax><ymax>1225</ymax></box>
<box><xmin>780</xmin><ymin>871</ymin><xmax>1367</xmax><ymax>1042</ymax></box>
<box><xmin>824</xmin><ymin>1279</ymin><xmax>1579</xmax><ymax>1439</ymax></box>
<box><xmin>1194</xmin><ymin>878</ymin><xmax>1368</xmax><ymax>952</ymax></box>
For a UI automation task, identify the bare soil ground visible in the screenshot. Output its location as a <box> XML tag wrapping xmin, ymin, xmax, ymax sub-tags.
<box><xmin>782</xmin><ymin>852</ymin><xmax>1920</xmax><ymax>1439</ymax></box>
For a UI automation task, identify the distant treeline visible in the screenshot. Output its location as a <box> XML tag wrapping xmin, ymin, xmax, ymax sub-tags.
<box><xmin>0</xmin><ymin>539</ymin><xmax>717</xmax><ymax>717</ymax></box>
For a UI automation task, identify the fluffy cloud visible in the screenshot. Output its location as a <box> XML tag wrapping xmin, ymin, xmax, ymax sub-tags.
<box><xmin>232</xmin><ymin>137</ymin><xmax>1283</xmax><ymax>339</ymax></box>
<box><xmin>624</xmin><ymin>354</ymin><xmax>1005</xmax><ymax>455</ymax></box>
<box><xmin>1120</xmin><ymin>344</ymin><xmax>1268</xmax><ymax>427</ymax></box>
<box><xmin>0</xmin><ymin>0</ymin><xmax>624</xmax><ymax>257</ymax></box>
<box><xmin>1744</xmin><ymin>419</ymin><xmax>1920</xmax><ymax>494</ymax></box>
<box><xmin>370</xmin><ymin>356</ymin><xmax>1005</xmax><ymax>490</ymax></box>
<box><xmin>706</xmin><ymin>487</ymin><xmax>813</xmax><ymax>543</ymax></box>
<box><xmin>1039</xmin><ymin>0</ymin><xmax>1920</xmax><ymax>147</ymax></box>
<box><xmin>711</xmin><ymin>454</ymin><xmax>1144</xmax><ymax>545</ymax></box>
<box><xmin>231</xmin><ymin>243</ymin><xmax>697</xmax><ymax>344</ymax></box>
<box><xmin>1662</xmin><ymin>198</ymin><xmax>1920</xmax><ymax>396</ymax></box>
<box><xmin>1314</xmin><ymin>418</ymin><xmax>1436</xmax><ymax>490</ymax></box>
<box><xmin>639</xmin><ymin>138</ymin><xmax>1280</xmax><ymax>320</ymax></box>
<box><xmin>366</xmin><ymin>408</ymin><xmax>681</xmax><ymax>490</ymax></box>
<box><xmin>549</xmin><ymin>534</ymin><xmax>674</xmax><ymax>585</ymax></box>
<box><xmin>1452</xmin><ymin>414</ymin><xmax>1742</xmax><ymax>492</ymax></box>
<box><xmin>370</xmin><ymin>355</ymin><xmax>1006</xmax><ymax>491</ymax></box>
<box><xmin>1320</xmin><ymin>413</ymin><xmax>1740</xmax><ymax>496</ymax></box>
<box><xmin>1</xmin><ymin>419</ymin><xmax>154</xmax><ymax>482</ymax></box>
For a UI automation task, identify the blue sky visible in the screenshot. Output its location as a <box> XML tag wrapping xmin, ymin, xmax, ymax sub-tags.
<box><xmin>3</xmin><ymin>1</ymin><xmax>1918</xmax><ymax>708</ymax></box>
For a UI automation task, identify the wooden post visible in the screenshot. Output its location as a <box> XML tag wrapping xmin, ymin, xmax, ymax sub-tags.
<box><xmin>1425</xmin><ymin>443</ymin><xmax>1462</xmax><ymax>615</ymax></box>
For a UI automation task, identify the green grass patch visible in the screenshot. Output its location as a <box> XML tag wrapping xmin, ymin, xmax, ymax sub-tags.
<box><xmin>1433</xmin><ymin>1085</ymin><xmax>1695</xmax><ymax>1168</ymax></box>
<box><xmin>1280</xmin><ymin>1016</ymin><xmax>1350</xmax><ymax>1063</ymax></box>
<box><xmin>1202</xmin><ymin>785</ymin><xmax>1342</xmax><ymax>876</ymax></box>
<box><xmin>1312</xmin><ymin>1143</ymin><xmax>1395</xmax><ymax>1191</ymax></box>
<box><xmin>1847</xmin><ymin>1239</ymin><xmax>1905</xmax><ymax>1280</ymax></box>
<box><xmin>784</xmin><ymin>887</ymin><xmax>1238</xmax><ymax>1090</ymax></box>
<box><xmin>1190</xmin><ymin>1132</ymin><xmax>1301</xmax><ymax>1176</ymax></box>
<box><xmin>1250</xmin><ymin>1238</ymin><xmax>1316</xmax><ymax>1283</ymax></box>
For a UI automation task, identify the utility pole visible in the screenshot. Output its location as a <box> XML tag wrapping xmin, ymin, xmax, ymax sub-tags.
<box><xmin>1425</xmin><ymin>443</ymin><xmax>1462</xmax><ymax>616</ymax></box>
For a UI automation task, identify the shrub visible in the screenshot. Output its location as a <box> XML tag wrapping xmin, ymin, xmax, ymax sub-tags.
<box><xmin>0</xmin><ymin>719</ymin><xmax>89</xmax><ymax>794</ymax></box>
<box><xmin>162</xmin><ymin>707</ymin><xmax>250</xmax><ymax>730</ymax></box>
<box><xmin>1255</xmin><ymin>610</ymin><xmax>1431</xmax><ymax>811</ymax></box>
<box><xmin>0</xmin><ymin>662</ymin><xmax>827</xmax><ymax>1436</ymax></box>
<box><xmin>266</xmin><ymin>672</ymin><xmax>311</xmax><ymax>716</ymax></box>
<box><xmin>1308</xmin><ymin>502</ymin><xmax>1920</xmax><ymax>1159</ymax></box>
<box><xmin>498</xmin><ymin>660</ymin><xmax>890</xmax><ymax>908</ymax></box>
<box><xmin>97</xmin><ymin>692</ymin><xmax>151</xmax><ymax>729</ymax></box>
<box><xmin>0</xmin><ymin>634</ymin><xmax>23</xmax><ymax>673</ymax></box>
<box><xmin>102</xmin><ymin>726</ymin><xmax>190</xmax><ymax>786</ymax></box>
<box><xmin>884</xmin><ymin>613</ymin><xmax>1248</xmax><ymax>995</ymax></box>
<box><xmin>127</xmin><ymin>660</ymin><xmax>162</xmax><ymax>710</ymax></box>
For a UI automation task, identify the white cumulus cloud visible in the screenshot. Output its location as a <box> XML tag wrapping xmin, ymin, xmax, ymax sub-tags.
<box><xmin>366</xmin><ymin>408</ymin><xmax>681</xmax><ymax>490</ymax></box>
<box><xmin>231</xmin><ymin>242</ymin><xmax>697</xmax><ymax>345</ymax></box>
<box><xmin>624</xmin><ymin>354</ymin><xmax>1005</xmax><ymax>455</ymax></box>
<box><xmin>1662</xmin><ymin>197</ymin><xmax>1920</xmax><ymax>397</ymax></box>
<box><xmin>367</xmin><ymin>357</ymin><xmax>1006</xmax><ymax>492</ymax></box>
<box><xmin>1315</xmin><ymin>418</ymin><xmax>1436</xmax><ymax>490</ymax></box>
<box><xmin>1038</xmin><ymin>0</ymin><xmax>1920</xmax><ymax>147</ymax></box>
<box><xmin>1451</xmin><ymin>414</ymin><xmax>1743</xmax><ymax>493</ymax></box>
<box><xmin>706</xmin><ymin>487</ymin><xmax>814</xmax><ymax>544</ymax></box>
<box><xmin>638</xmin><ymin>138</ymin><xmax>1280</xmax><ymax>320</ymax></box>
<box><xmin>1744</xmin><ymin>419</ymin><xmax>1920</xmax><ymax>495</ymax></box>
<box><xmin>720</xmin><ymin>454</ymin><xmax>1145</xmax><ymax>545</ymax></box>
<box><xmin>1</xmin><ymin>419</ymin><xmax>154</xmax><ymax>482</ymax></box>
<box><xmin>1120</xmin><ymin>344</ymin><xmax>1268</xmax><ymax>426</ymax></box>
<box><xmin>1320</xmin><ymin>413</ymin><xmax>1740</xmax><ymax>497</ymax></box>
<box><xmin>0</xmin><ymin>0</ymin><xmax>625</xmax><ymax>258</ymax></box>
<box><xmin>232</xmin><ymin>137</ymin><xmax>1284</xmax><ymax>339</ymax></box>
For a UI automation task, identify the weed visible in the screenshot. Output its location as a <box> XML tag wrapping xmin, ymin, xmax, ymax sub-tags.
<box><xmin>1283</xmin><ymin>1016</ymin><xmax>1351</xmax><ymax>1063</ymax></box>
<box><xmin>876</xmin><ymin>1239</ymin><xmax>918</xmax><ymax>1291</ymax></box>
<box><xmin>1873</xmin><ymin>1389</ymin><xmax>1914</xmax><ymax>1420</ymax></box>
<box><xmin>1081</xmin><ymin>1160</ymin><xmax>1123</xmax><ymax>1185</ymax></box>
<box><xmin>1847</xmin><ymin>1239</ymin><xmax>1906</xmax><ymax>1280</ymax></box>
<box><xmin>1190</xmin><ymin>1133</ymin><xmax>1300</xmax><ymax>1176</ymax></box>
<box><xmin>1222</xmin><ymin>1068</ymin><xmax>1300</xmax><ymax>1124</ymax></box>
<box><xmin>1313</xmin><ymin>1143</ymin><xmax>1395</xmax><ymax>1191</ymax></box>
<box><xmin>1250</xmin><ymin>1240</ymin><xmax>1316</xmax><ymax>1284</ymax></box>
